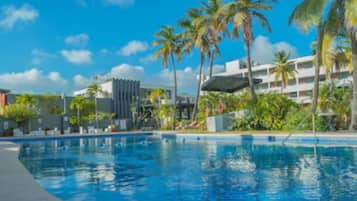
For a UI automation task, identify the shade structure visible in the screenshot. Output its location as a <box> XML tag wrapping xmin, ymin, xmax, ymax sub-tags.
<box><xmin>201</xmin><ymin>75</ymin><xmax>262</xmax><ymax>93</ymax></box>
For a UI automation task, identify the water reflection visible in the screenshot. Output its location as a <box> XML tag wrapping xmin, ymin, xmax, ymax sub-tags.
<box><xmin>18</xmin><ymin>136</ymin><xmax>357</xmax><ymax>201</ymax></box>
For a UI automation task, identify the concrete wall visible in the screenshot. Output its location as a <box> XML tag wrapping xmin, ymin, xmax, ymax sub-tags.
<box><xmin>112</xmin><ymin>79</ymin><xmax>140</xmax><ymax>119</ymax></box>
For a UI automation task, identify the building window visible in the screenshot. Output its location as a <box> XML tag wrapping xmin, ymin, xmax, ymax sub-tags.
<box><xmin>299</xmin><ymin>77</ymin><xmax>314</xmax><ymax>84</ymax></box>
<box><xmin>288</xmin><ymin>79</ymin><xmax>296</xmax><ymax>86</ymax></box>
<box><xmin>289</xmin><ymin>92</ymin><xmax>298</xmax><ymax>98</ymax></box>
<box><xmin>253</xmin><ymin>70</ymin><xmax>267</xmax><ymax>77</ymax></box>
<box><xmin>298</xmin><ymin>61</ymin><xmax>313</xmax><ymax>69</ymax></box>
<box><xmin>339</xmin><ymin>72</ymin><xmax>351</xmax><ymax>79</ymax></box>
<box><xmin>270</xmin><ymin>81</ymin><xmax>282</xmax><ymax>87</ymax></box>
<box><xmin>255</xmin><ymin>83</ymin><xmax>268</xmax><ymax>90</ymax></box>
<box><xmin>299</xmin><ymin>90</ymin><xmax>312</xmax><ymax>97</ymax></box>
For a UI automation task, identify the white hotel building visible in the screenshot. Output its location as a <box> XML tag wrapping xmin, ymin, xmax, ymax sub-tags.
<box><xmin>213</xmin><ymin>55</ymin><xmax>352</xmax><ymax>104</ymax></box>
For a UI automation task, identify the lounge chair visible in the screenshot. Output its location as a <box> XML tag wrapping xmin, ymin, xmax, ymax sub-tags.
<box><xmin>64</xmin><ymin>127</ymin><xmax>71</xmax><ymax>134</ymax></box>
<box><xmin>13</xmin><ymin>129</ymin><xmax>23</xmax><ymax>137</ymax></box>
<box><xmin>88</xmin><ymin>126</ymin><xmax>96</xmax><ymax>134</ymax></box>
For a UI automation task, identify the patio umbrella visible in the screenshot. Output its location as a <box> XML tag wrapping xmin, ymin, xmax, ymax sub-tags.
<box><xmin>201</xmin><ymin>75</ymin><xmax>262</xmax><ymax>93</ymax></box>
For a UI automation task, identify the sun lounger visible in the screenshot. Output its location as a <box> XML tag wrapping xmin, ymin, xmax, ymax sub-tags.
<box><xmin>13</xmin><ymin>129</ymin><xmax>23</xmax><ymax>137</ymax></box>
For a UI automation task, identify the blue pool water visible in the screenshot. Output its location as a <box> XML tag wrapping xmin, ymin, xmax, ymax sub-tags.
<box><xmin>18</xmin><ymin>135</ymin><xmax>357</xmax><ymax>201</ymax></box>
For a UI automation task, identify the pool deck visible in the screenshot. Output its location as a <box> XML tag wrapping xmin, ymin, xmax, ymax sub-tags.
<box><xmin>0</xmin><ymin>141</ymin><xmax>59</xmax><ymax>201</ymax></box>
<box><xmin>1</xmin><ymin>131</ymin><xmax>357</xmax><ymax>201</ymax></box>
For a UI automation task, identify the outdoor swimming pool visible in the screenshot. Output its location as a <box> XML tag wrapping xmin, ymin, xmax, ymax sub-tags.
<box><xmin>18</xmin><ymin>134</ymin><xmax>357</xmax><ymax>201</ymax></box>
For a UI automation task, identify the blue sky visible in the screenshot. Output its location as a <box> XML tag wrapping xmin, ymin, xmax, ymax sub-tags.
<box><xmin>0</xmin><ymin>0</ymin><xmax>317</xmax><ymax>95</ymax></box>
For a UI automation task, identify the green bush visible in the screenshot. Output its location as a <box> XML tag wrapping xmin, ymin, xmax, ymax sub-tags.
<box><xmin>3</xmin><ymin>103</ymin><xmax>38</xmax><ymax>131</ymax></box>
<box><xmin>231</xmin><ymin>93</ymin><xmax>300</xmax><ymax>131</ymax></box>
<box><xmin>249</xmin><ymin>93</ymin><xmax>299</xmax><ymax>130</ymax></box>
<box><xmin>232</xmin><ymin>116</ymin><xmax>255</xmax><ymax>131</ymax></box>
<box><xmin>283</xmin><ymin>107</ymin><xmax>325</xmax><ymax>131</ymax></box>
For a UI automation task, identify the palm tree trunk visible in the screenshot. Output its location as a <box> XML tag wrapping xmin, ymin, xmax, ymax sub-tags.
<box><xmin>170</xmin><ymin>54</ymin><xmax>178</xmax><ymax>130</ymax></box>
<box><xmin>245</xmin><ymin>40</ymin><xmax>257</xmax><ymax>102</ymax></box>
<box><xmin>209</xmin><ymin>50</ymin><xmax>214</xmax><ymax>78</ymax></box>
<box><xmin>192</xmin><ymin>52</ymin><xmax>205</xmax><ymax>121</ymax></box>
<box><xmin>350</xmin><ymin>30</ymin><xmax>357</xmax><ymax>130</ymax></box>
<box><xmin>311</xmin><ymin>20</ymin><xmax>323</xmax><ymax>126</ymax></box>
<box><xmin>95</xmin><ymin>97</ymin><xmax>98</xmax><ymax>128</ymax></box>
<box><xmin>77</xmin><ymin>107</ymin><xmax>80</xmax><ymax>127</ymax></box>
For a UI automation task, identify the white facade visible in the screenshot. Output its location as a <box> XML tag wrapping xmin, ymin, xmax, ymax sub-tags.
<box><xmin>213</xmin><ymin>55</ymin><xmax>352</xmax><ymax>104</ymax></box>
<box><xmin>73</xmin><ymin>80</ymin><xmax>113</xmax><ymax>98</ymax></box>
<box><xmin>73</xmin><ymin>80</ymin><xmax>175</xmax><ymax>104</ymax></box>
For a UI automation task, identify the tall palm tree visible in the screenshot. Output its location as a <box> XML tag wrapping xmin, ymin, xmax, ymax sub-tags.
<box><xmin>324</xmin><ymin>39</ymin><xmax>352</xmax><ymax>74</ymax></box>
<box><xmin>289</xmin><ymin>0</ymin><xmax>325</xmax><ymax>129</ymax></box>
<box><xmin>271</xmin><ymin>51</ymin><xmax>296</xmax><ymax>93</ymax></box>
<box><xmin>70</xmin><ymin>95</ymin><xmax>86</xmax><ymax>127</ymax></box>
<box><xmin>219</xmin><ymin>0</ymin><xmax>275</xmax><ymax>102</ymax></box>
<box><xmin>180</xmin><ymin>8</ymin><xmax>211</xmax><ymax>121</ymax></box>
<box><xmin>290</xmin><ymin>0</ymin><xmax>357</xmax><ymax>129</ymax></box>
<box><xmin>199</xmin><ymin>0</ymin><xmax>226</xmax><ymax>77</ymax></box>
<box><xmin>86</xmin><ymin>83</ymin><xmax>103</xmax><ymax>128</ymax></box>
<box><xmin>153</xmin><ymin>26</ymin><xmax>182</xmax><ymax>130</ymax></box>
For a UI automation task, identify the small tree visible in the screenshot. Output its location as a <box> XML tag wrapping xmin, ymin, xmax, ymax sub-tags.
<box><xmin>86</xmin><ymin>83</ymin><xmax>104</xmax><ymax>128</ymax></box>
<box><xmin>41</xmin><ymin>94</ymin><xmax>62</xmax><ymax>115</ymax></box>
<box><xmin>16</xmin><ymin>94</ymin><xmax>38</xmax><ymax>106</ymax></box>
<box><xmin>3</xmin><ymin>103</ymin><xmax>38</xmax><ymax>132</ymax></box>
<box><xmin>69</xmin><ymin>96</ymin><xmax>95</xmax><ymax>127</ymax></box>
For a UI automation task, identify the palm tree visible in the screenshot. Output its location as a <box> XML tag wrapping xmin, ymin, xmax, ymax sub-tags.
<box><xmin>70</xmin><ymin>95</ymin><xmax>86</xmax><ymax>127</ymax></box>
<box><xmin>219</xmin><ymin>0</ymin><xmax>275</xmax><ymax>102</ymax></box>
<box><xmin>271</xmin><ymin>51</ymin><xmax>296</xmax><ymax>94</ymax></box>
<box><xmin>86</xmin><ymin>83</ymin><xmax>103</xmax><ymax>128</ymax></box>
<box><xmin>290</xmin><ymin>0</ymin><xmax>357</xmax><ymax>129</ymax></box>
<box><xmin>16</xmin><ymin>94</ymin><xmax>38</xmax><ymax>106</ymax></box>
<box><xmin>149</xmin><ymin>88</ymin><xmax>168</xmax><ymax>105</ymax></box>
<box><xmin>199</xmin><ymin>0</ymin><xmax>226</xmax><ymax>77</ymax></box>
<box><xmin>153</xmin><ymin>26</ymin><xmax>182</xmax><ymax>130</ymax></box>
<box><xmin>180</xmin><ymin>8</ymin><xmax>211</xmax><ymax>121</ymax></box>
<box><xmin>289</xmin><ymin>1</ymin><xmax>325</xmax><ymax>132</ymax></box>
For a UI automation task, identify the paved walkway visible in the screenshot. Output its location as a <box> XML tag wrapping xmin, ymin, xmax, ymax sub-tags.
<box><xmin>0</xmin><ymin>142</ymin><xmax>59</xmax><ymax>201</ymax></box>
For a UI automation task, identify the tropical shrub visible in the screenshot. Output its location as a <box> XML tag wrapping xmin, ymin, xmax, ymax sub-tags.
<box><xmin>250</xmin><ymin>93</ymin><xmax>299</xmax><ymax>130</ymax></box>
<box><xmin>318</xmin><ymin>82</ymin><xmax>352</xmax><ymax>129</ymax></box>
<box><xmin>3</xmin><ymin>103</ymin><xmax>38</xmax><ymax>131</ymax></box>
<box><xmin>232</xmin><ymin>93</ymin><xmax>299</xmax><ymax>131</ymax></box>
<box><xmin>153</xmin><ymin>105</ymin><xmax>174</xmax><ymax>130</ymax></box>
<box><xmin>283</xmin><ymin>107</ymin><xmax>325</xmax><ymax>131</ymax></box>
<box><xmin>232</xmin><ymin>115</ymin><xmax>255</xmax><ymax>131</ymax></box>
<box><xmin>40</xmin><ymin>94</ymin><xmax>62</xmax><ymax>115</ymax></box>
<box><xmin>197</xmin><ymin>92</ymin><xmax>244</xmax><ymax>122</ymax></box>
<box><xmin>69</xmin><ymin>96</ymin><xmax>95</xmax><ymax>126</ymax></box>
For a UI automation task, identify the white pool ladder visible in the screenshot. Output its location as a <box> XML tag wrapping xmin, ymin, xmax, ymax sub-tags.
<box><xmin>282</xmin><ymin>112</ymin><xmax>318</xmax><ymax>144</ymax></box>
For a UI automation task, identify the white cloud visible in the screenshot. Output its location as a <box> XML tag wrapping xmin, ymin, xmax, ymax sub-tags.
<box><xmin>139</xmin><ymin>54</ymin><xmax>156</xmax><ymax>64</ymax></box>
<box><xmin>65</xmin><ymin>33</ymin><xmax>89</xmax><ymax>47</ymax></box>
<box><xmin>73</xmin><ymin>74</ymin><xmax>92</xmax><ymax>89</ymax></box>
<box><xmin>103</xmin><ymin>0</ymin><xmax>135</xmax><ymax>7</ymax></box>
<box><xmin>251</xmin><ymin>35</ymin><xmax>298</xmax><ymax>64</ymax></box>
<box><xmin>99</xmin><ymin>48</ymin><xmax>111</xmax><ymax>55</ymax></box>
<box><xmin>0</xmin><ymin>68</ymin><xmax>67</xmax><ymax>93</ymax></box>
<box><xmin>118</xmin><ymin>40</ymin><xmax>149</xmax><ymax>56</ymax></box>
<box><xmin>31</xmin><ymin>49</ymin><xmax>56</xmax><ymax>65</ymax></box>
<box><xmin>0</xmin><ymin>4</ymin><xmax>38</xmax><ymax>29</ymax></box>
<box><xmin>157</xmin><ymin>67</ymin><xmax>197</xmax><ymax>90</ymax></box>
<box><xmin>61</xmin><ymin>50</ymin><xmax>93</xmax><ymax>65</ymax></box>
<box><xmin>110</xmin><ymin>63</ymin><xmax>145</xmax><ymax>79</ymax></box>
